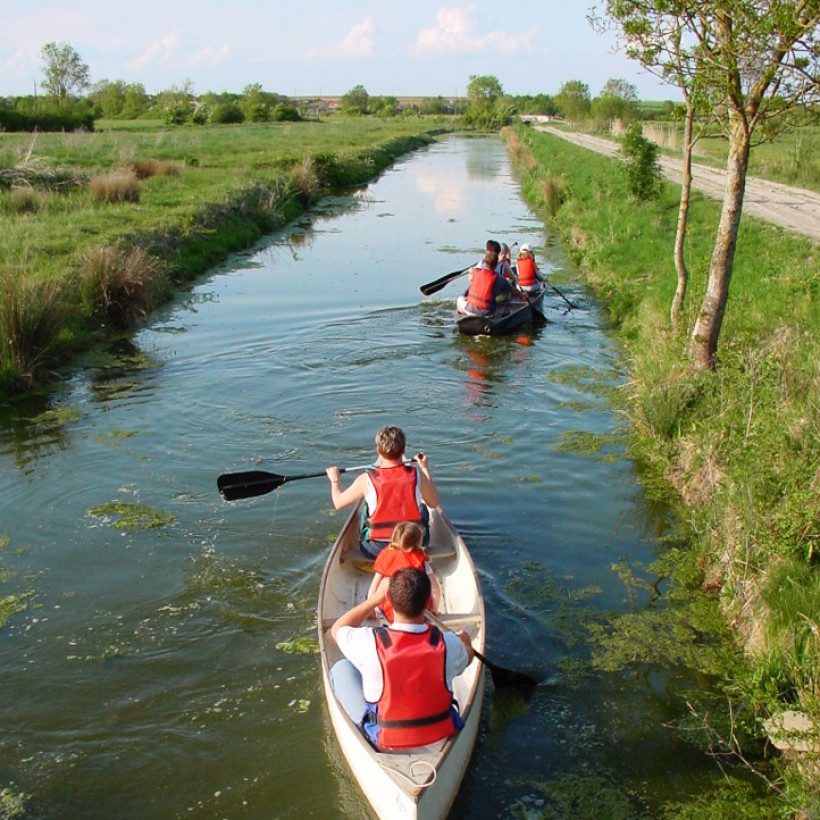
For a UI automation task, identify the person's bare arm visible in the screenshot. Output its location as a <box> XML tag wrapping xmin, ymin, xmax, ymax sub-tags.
<box><xmin>455</xmin><ymin>629</ymin><xmax>475</xmax><ymax>664</ymax></box>
<box><xmin>330</xmin><ymin>589</ymin><xmax>386</xmax><ymax>643</ymax></box>
<box><xmin>326</xmin><ymin>468</ymin><xmax>368</xmax><ymax>510</ymax></box>
<box><xmin>414</xmin><ymin>452</ymin><xmax>439</xmax><ymax>508</ymax></box>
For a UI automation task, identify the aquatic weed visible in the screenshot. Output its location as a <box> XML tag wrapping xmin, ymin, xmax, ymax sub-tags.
<box><xmin>87</xmin><ymin>502</ymin><xmax>176</xmax><ymax>530</ymax></box>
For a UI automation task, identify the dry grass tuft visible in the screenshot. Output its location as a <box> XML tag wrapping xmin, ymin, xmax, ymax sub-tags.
<box><xmin>3</xmin><ymin>186</ymin><xmax>42</xmax><ymax>214</ymax></box>
<box><xmin>541</xmin><ymin>176</ymin><xmax>567</xmax><ymax>216</ymax></box>
<box><xmin>0</xmin><ymin>269</ymin><xmax>64</xmax><ymax>387</ymax></box>
<box><xmin>80</xmin><ymin>245</ymin><xmax>164</xmax><ymax>329</ymax></box>
<box><xmin>126</xmin><ymin>159</ymin><xmax>180</xmax><ymax>180</ymax></box>
<box><xmin>90</xmin><ymin>171</ymin><xmax>140</xmax><ymax>204</ymax></box>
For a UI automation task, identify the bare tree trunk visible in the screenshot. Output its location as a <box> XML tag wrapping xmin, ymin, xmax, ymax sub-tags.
<box><xmin>670</xmin><ymin>103</ymin><xmax>694</xmax><ymax>330</ymax></box>
<box><xmin>690</xmin><ymin>112</ymin><xmax>751</xmax><ymax>370</ymax></box>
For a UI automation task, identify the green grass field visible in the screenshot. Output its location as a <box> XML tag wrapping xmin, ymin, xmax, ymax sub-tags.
<box><xmin>0</xmin><ymin>117</ymin><xmax>448</xmax><ymax>393</ymax></box>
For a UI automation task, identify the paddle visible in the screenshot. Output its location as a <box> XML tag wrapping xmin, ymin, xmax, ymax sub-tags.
<box><xmin>545</xmin><ymin>278</ymin><xmax>581</xmax><ymax>311</ymax></box>
<box><xmin>217</xmin><ymin>464</ymin><xmax>371</xmax><ymax>501</ymax></box>
<box><xmin>419</xmin><ymin>266</ymin><xmax>472</xmax><ymax>297</ymax></box>
<box><xmin>425</xmin><ymin>611</ymin><xmax>538</xmax><ymax>695</ymax></box>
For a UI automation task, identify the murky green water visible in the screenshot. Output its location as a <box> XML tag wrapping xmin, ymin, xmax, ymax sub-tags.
<box><xmin>0</xmin><ymin>136</ymin><xmax>723</xmax><ymax>818</ymax></box>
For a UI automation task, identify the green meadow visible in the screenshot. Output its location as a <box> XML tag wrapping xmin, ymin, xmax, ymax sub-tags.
<box><xmin>0</xmin><ymin>118</ymin><xmax>446</xmax><ymax>394</ymax></box>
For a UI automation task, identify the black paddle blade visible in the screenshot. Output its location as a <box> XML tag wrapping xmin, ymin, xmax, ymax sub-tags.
<box><xmin>420</xmin><ymin>266</ymin><xmax>470</xmax><ymax>296</ymax></box>
<box><xmin>217</xmin><ymin>470</ymin><xmax>284</xmax><ymax>501</ymax></box>
<box><xmin>478</xmin><ymin>650</ymin><xmax>539</xmax><ymax>696</ymax></box>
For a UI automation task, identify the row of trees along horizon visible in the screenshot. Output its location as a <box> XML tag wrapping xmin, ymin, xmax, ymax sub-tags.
<box><xmin>0</xmin><ymin>41</ymin><xmax>676</xmax><ymax>131</ymax></box>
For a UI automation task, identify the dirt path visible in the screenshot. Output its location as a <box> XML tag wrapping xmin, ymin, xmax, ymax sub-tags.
<box><xmin>537</xmin><ymin>126</ymin><xmax>820</xmax><ymax>243</ymax></box>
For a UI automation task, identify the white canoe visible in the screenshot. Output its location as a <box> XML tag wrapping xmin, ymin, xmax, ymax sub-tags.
<box><xmin>318</xmin><ymin>500</ymin><xmax>486</xmax><ymax>820</ymax></box>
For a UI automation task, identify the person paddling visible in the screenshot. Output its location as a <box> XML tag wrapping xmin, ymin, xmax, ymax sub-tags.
<box><xmin>326</xmin><ymin>426</ymin><xmax>438</xmax><ymax>559</ymax></box>
<box><xmin>330</xmin><ymin>567</ymin><xmax>474</xmax><ymax>750</ymax></box>
<box><xmin>367</xmin><ymin>521</ymin><xmax>442</xmax><ymax>622</ymax></box>
<box><xmin>515</xmin><ymin>243</ymin><xmax>544</xmax><ymax>294</ymax></box>
<box><xmin>458</xmin><ymin>240</ymin><xmax>516</xmax><ymax>317</ymax></box>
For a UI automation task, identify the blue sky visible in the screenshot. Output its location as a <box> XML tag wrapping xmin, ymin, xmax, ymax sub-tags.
<box><xmin>1</xmin><ymin>1</ymin><xmax>680</xmax><ymax>101</ymax></box>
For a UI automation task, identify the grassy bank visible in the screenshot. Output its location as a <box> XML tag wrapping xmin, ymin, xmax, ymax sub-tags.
<box><xmin>0</xmin><ymin>118</ymin><xmax>447</xmax><ymax>396</ymax></box>
<box><xmin>504</xmin><ymin>125</ymin><xmax>820</xmax><ymax>817</ymax></box>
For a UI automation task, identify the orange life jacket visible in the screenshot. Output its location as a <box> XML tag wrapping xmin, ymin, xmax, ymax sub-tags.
<box><xmin>517</xmin><ymin>257</ymin><xmax>538</xmax><ymax>287</ymax></box>
<box><xmin>466</xmin><ymin>265</ymin><xmax>498</xmax><ymax>311</ymax></box>
<box><xmin>365</xmin><ymin>466</ymin><xmax>422</xmax><ymax>541</ymax></box>
<box><xmin>374</xmin><ymin>626</ymin><xmax>458</xmax><ymax>749</ymax></box>
<box><xmin>372</xmin><ymin>549</ymin><xmax>430</xmax><ymax>622</ymax></box>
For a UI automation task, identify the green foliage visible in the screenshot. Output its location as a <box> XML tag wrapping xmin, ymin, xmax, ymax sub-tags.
<box><xmin>464</xmin><ymin>74</ymin><xmax>511</xmax><ymax>128</ymax></box>
<box><xmin>620</xmin><ymin>122</ymin><xmax>662</xmax><ymax>201</ymax></box>
<box><xmin>341</xmin><ymin>84</ymin><xmax>370</xmax><ymax>115</ymax></box>
<box><xmin>0</xmin><ymin>783</ymin><xmax>28</xmax><ymax>819</ymax></box>
<box><xmin>555</xmin><ymin>80</ymin><xmax>591</xmax><ymax>123</ymax></box>
<box><xmin>209</xmin><ymin>102</ymin><xmax>245</xmax><ymax>124</ymax></box>
<box><xmin>659</xmin><ymin>777</ymin><xmax>781</xmax><ymax>820</ymax></box>
<box><xmin>40</xmin><ymin>41</ymin><xmax>90</xmax><ymax>105</ymax></box>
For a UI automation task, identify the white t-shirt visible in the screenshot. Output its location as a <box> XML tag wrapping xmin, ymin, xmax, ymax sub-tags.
<box><xmin>335</xmin><ymin>622</ymin><xmax>470</xmax><ymax>703</ymax></box>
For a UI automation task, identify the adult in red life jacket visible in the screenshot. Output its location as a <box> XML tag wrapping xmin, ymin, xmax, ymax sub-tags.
<box><xmin>515</xmin><ymin>243</ymin><xmax>544</xmax><ymax>294</ymax></box>
<box><xmin>326</xmin><ymin>426</ymin><xmax>439</xmax><ymax>559</ymax></box>
<box><xmin>330</xmin><ymin>568</ymin><xmax>474</xmax><ymax>750</ymax></box>
<box><xmin>460</xmin><ymin>241</ymin><xmax>515</xmax><ymax>317</ymax></box>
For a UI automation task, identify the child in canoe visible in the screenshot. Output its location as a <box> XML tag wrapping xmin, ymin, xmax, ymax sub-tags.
<box><xmin>368</xmin><ymin>521</ymin><xmax>441</xmax><ymax>622</ymax></box>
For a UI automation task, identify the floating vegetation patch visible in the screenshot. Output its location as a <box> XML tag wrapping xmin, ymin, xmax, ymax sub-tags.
<box><xmin>0</xmin><ymin>592</ymin><xmax>32</xmax><ymax>629</ymax></box>
<box><xmin>556</xmin><ymin>400</ymin><xmax>599</xmax><ymax>413</ymax></box>
<box><xmin>91</xmin><ymin>381</ymin><xmax>141</xmax><ymax>402</ymax></box>
<box><xmin>549</xmin><ymin>364</ymin><xmax>622</xmax><ymax>400</ymax></box>
<box><xmin>657</xmin><ymin>776</ymin><xmax>781</xmax><ymax>820</ymax></box>
<box><xmin>32</xmin><ymin>407</ymin><xmax>82</xmax><ymax>429</ymax></box>
<box><xmin>555</xmin><ymin>429</ymin><xmax>625</xmax><ymax>461</ymax></box>
<box><xmin>0</xmin><ymin>783</ymin><xmax>28</xmax><ymax>819</ymax></box>
<box><xmin>511</xmin><ymin>773</ymin><xmax>647</xmax><ymax>820</ymax></box>
<box><xmin>504</xmin><ymin>561</ymin><xmax>602</xmax><ymax>649</ymax></box>
<box><xmin>94</xmin><ymin>429</ymin><xmax>139</xmax><ymax>449</ymax></box>
<box><xmin>518</xmin><ymin>475</ymin><xmax>542</xmax><ymax>483</ymax></box>
<box><xmin>289</xmin><ymin>698</ymin><xmax>311</xmax><ymax>713</ymax></box>
<box><xmin>0</xmin><ymin>535</ymin><xmax>9</xmax><ymax>548</ymax></box>
<box><xmin>87</xmin><ymin>502</ymin><xmax>176</xmax><ymax>530</ymax></box>
<box><xmin>276</xmin><ymin>638</ymin><xmax>319</xmax><ymax>655</ymax></box>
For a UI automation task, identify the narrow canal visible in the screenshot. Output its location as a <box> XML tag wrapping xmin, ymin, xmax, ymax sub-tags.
<box><xmin>0</xmin><ymin>135</ymin><xmax>720</xmax><ymax>818</ymax></box>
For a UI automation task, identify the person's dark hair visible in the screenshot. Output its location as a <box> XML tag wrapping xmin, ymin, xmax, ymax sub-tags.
<box><xmin>486</xmin><ymin>239</ymin><xmax>501</xmax><ymax>254</ymax></box>
<box><xmin>375</xmin><ymin>426</ymin><xmax>406</xmax><ymax>460</ymax></box>
<box><xmin>388</xmin><ymin>568</ymin><xmax>430</xmax><ymax>618</ymax></box>
<box><xmin>484</xmin><ymin>249</ymin><xmax>500</xmax><ymax>269</ymax></box>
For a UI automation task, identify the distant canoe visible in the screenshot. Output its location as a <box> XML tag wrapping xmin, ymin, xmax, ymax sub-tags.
<box><xmin>318</xmin><ymin>500</ymin><xmax>486</xmax><ymax>820</ymax></box>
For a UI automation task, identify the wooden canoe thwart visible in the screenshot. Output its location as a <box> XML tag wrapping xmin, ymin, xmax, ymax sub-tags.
<box><xmin>317</xmin><ymin>500</ymin><xmax>486</xmax><ymax>820</ymax></box>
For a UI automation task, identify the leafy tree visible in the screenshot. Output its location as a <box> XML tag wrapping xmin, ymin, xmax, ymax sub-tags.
<box><xmin>465</xmin><ymin>75</ymin><xmax>511</xmax><ymax>128</ymax></box>
<box><xmin>122</xmin><ymin>83</ymin><xmax>149</xmax><ymax>119</ymax></box>
<box><xmin>555</xmin><ymin>80</ymin><xmax>591</xmax><ymax>123</ymax></box>
<box><xmin>40</xmin><ymin>41</ymin><xmax>91</xmax><ymax>107</ymax></box>
<box><xmin>91</xmin><ymin>79</ymin><xmax>127</xmax><ymax>118</ymax></box>
<box><xmin>341</xmin><ymin>85</ymin><xmax>369</xmax><ymax>115</ymax></box>
<box><xmin>592</xmin><ymin>1</ymin><xmax>820</xmax><ymax>370</ymax></box>
<box><xmin>592</xmin><ymin>78</ymin><xmax>638</xmax><ymax>127</ymax></box>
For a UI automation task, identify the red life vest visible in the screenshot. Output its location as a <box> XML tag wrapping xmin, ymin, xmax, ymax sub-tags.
<box><xmin>374</xmin><ymin>626</ymin><xmax>458</xmax><ymax>749</ymax></box>
<box><xmin>366</xmin><ymin>466</ymin><xmax>422</xmax><ymax>541</ymax></box>
<box><xmin>466</xmin><ymin>265</ymin><xmax>497</xmax><ymax>311</ymax></box>
<box><xmin>372</xmin><ymin>549</ymin><xmax>430</xmax><ymax>622</ymax></box>
<box><xmin>517</xmin><ymin>257</ymin><xmax>538</xmax><ymax>287</ymax></box>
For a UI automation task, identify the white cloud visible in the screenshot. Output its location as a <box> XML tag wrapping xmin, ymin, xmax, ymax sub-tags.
<box><xmin>307</xmin><ymin>17</ymin><xmax>375</xmax><ymax>60</ymax></box>
<box><xmin>127</xmin><ymin>33</ymin><xmax>180</xmax><ymax>71</ymax></box>
<box><xmin>414</xmin><ymin>4</ymin><xmax>537</xmax><ymax>55</ymax></box>
<box><xmin>188</xmin><ymin>44</ymin><xmax>231</xmax><ymax>67</ymax></box>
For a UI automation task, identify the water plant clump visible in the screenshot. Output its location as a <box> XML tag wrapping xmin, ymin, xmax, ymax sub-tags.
<box><xmin>87</xmin><ymin>502</ymin><xmax>176</xmax><ymax>530</ymax></box>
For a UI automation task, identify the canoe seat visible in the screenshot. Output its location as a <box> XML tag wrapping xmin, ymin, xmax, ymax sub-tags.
<box><xmin>343</xmin><ymin>545</ymin><xmax>457</xmax><ymax>572</ymax></box>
